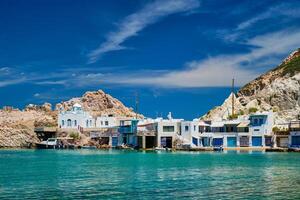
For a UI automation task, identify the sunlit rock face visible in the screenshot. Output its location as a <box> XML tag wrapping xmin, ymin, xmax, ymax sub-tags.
<box><xmin>203</xmin><ymin>49</ymin><xmax>300</xmax><ymax>124</ymax></box>
<box><xmin>55</xmin><ymin>89</ymin><xmax>142</xmax><ymax>118</ymax></box>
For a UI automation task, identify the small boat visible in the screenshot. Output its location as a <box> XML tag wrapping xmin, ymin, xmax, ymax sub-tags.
<box><xmin>81</xmin><ymin>145</ymin><xmax>97</xmax><ymax>149</ymax></box>
<box><xmin>213</xmin><ymin>146</ymin><xmax>224</xmax><ymax>152</ymax></box>
<box><xmin>155</xmin><ymin>147</ymin><xmax>171</xmax><ymax>151</ymax></box>
<box><xmin>36</xmin><ymin>138</ymin><xmax>60</xmax><ymax>149</ymax></box>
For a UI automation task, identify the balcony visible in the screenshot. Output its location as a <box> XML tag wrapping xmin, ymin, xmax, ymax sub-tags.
<box><xmin>118</xmin><ymin>125</ymin><xmax>137</xmax><ymax>134</ymax></box>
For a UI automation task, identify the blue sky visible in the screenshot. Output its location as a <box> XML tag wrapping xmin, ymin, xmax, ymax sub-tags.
<box><xmin>1</xmin><ymin>0</ymin><xmax>300</xmax><ymax>119</ymax></box>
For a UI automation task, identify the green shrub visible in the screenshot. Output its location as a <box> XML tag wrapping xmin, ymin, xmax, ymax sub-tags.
<box><xmin>69</xmin><ymin>132</ymin><xmax>80</xmax><ymax>140</ymax></box>
<box><xmin>239</xmin><ymin>110</ymin><xmax>244</xmax><ymax>115</ymax></box>
<box><xmin>228</xmin><ymin>113</ymin><xmax>239</xmax><ymax>120</ymax></box>
<box><xmin>272</xmin><ymin>107</ymin><xmax>279</xmax><ymax>112</ymax></box>
<box><xmin>272</xmin><ymin>126</ymin><xmax>280</xmax><ymax>132</ymax></box>
<box><xmin>248</xmin><ymin>107</ymin><xmax>258</xmax><ymax>113</ymax></box>
<box><xmin>281</xmin><ymin>55</ymin><xmax>300</xmax><ymax>76</ymax></box>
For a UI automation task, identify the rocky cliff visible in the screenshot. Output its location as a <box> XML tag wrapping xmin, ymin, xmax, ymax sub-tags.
<box><xmin>56</xmin><ymin>90</ymin><xmax>141</xmax><ymax>118</ymax></box>
<box><xmin>202</xmin><ymin>48</ymin><xmax>300</xmax><ymax>123</ymax></box>
<box><xmin>0</xmin><ymin>103</ymin><xmax>57</xmax><ymax>147</ymax></box>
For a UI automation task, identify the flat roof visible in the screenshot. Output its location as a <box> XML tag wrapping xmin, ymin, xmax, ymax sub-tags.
<box><xmin>237</xmin><ymin>121</ymin><xmax>250</xmax><ymax>128</ymax></box>
<box><xmin>211</xmin><ymin>121</ymin><xmax>225</xmax><ymax>127</ymax></box>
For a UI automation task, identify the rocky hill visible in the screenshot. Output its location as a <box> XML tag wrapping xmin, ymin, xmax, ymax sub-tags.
<box><xmin>56</xmin><ymin>89</ymin><xmax>141</xmax><ymax>118</ymax></box>
<box><xmin>0</xmin><ymin>90</ymin><xmax>140</xmax><ymax>147</ymax></box>
<box><xmin>202</xmin><ymin>48</ymin><xmax>300</xmax><ymax>123</ymax></box>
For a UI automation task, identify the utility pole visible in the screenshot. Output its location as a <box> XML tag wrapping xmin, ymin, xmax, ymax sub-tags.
<box><xmin>135</xmin><ymin>92</ymin><xmax>139</xmax><ymax>119</ymax></box>
<box><xmin>232</xmin><ymin>78</ymin><xmax>235</xmax><ymax>116</ymax></box>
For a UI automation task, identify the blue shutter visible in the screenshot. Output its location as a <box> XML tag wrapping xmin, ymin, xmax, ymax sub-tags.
<box><xmin>192</xmin><ymin>137</ymin><xmax>198</xmax><ymax>146</ymax></box>
<box><xmin>252</xmin><ymin>136</ymin><xmax>262</xmax><ymax>146</ymax></box>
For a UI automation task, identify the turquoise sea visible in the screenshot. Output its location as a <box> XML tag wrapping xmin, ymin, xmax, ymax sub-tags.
<box><xmin>0</xmin><ymin>150</ymin><xmax>300</xmax><ymax>200</ymax></box>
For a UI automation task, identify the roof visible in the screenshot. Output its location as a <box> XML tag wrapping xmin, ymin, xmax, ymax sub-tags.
<box><xmin>211</xmin><ymin>121</ymin><xmax>225</xmax><ymax>127</ymax></box>
<box><xmin>290</xmin><ymin>122</ymin><xmax>300</xmax><ymax>129</ymax></box>
<box><xmin>73</xmin><ymin>103</ymin><xmax>82</xmax><ymax>108</ymax></box>
<box><xmin>237</xmin><ymin>121</ymin><xmax>250</xmax><ymax>128</ymax></box>
<box><xmin>199</xmin><ymin>121</ymin><xmax>210</xmax><ymax>126</ymax></box>
<box><xmin>224</xmin><ymin>120</ymin><xmax>241</xmax><ymax>125</ymax></box>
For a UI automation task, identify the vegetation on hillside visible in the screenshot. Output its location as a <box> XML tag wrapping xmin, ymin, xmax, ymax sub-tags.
<box><xmin>248</xmin><ymin>107</ymin><xmax>258</xmax><ymax>113</ymax></box>
<box><xmin>279</xmin><ymin>51</ymin><xmax>300</xmax><ymax>76</ymax></box>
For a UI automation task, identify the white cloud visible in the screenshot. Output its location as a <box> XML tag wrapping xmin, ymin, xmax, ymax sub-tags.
<box><xmin>90</xmin><ymin>29</ymin><xmax>300</xmax><ymax>88</ymax></box>
<box><xmin>237</xmin><ymin>3</ymin><xmax>300</xmax><ymax>30</ymax></box>
<box><xmin>0</xmin><ymin>77</ymin><xmax>28</xmax><ymax>87</ymax></box>
<box><xmin>87</xmin><ymin>0</ymin><xmax>200</xmax><ymax>63</ymax></box>
<box><xmin>1</xmin><ymin>30</ymin><xmax>299</xmax><ymax>89</ymax></box>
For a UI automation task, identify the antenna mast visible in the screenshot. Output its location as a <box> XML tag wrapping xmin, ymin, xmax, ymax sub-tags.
<box><xmin>231</xmin><ymin>78</ymin><xmax>235</xmax><ymax>116</ymax></box>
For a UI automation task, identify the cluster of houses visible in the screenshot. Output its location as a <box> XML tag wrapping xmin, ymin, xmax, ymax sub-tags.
<box><xmin>57</xmin><ymin>103</ymin><xmax>300</xmax><ymax>150</ymax></box>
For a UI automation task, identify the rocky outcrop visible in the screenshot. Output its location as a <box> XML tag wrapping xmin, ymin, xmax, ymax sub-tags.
<box><xmin>0</xmin><ymin>90</ymin><xmax>141</xmax><ymax>147</ymax></box>
<box><xmin>0</xmin><ymin>105</ymin><xmax>57</xmax><ymax>147</ymax></box>
<box><xmin>56</xmin><ymin>90</ymin><xmax>142</xmax><ymax>118</ymax></box>
<box><xmin>203</xmin><ymin>48</ymin><xmax>300</xmax><ymax>123</ymax></box>
<box><xmin>202</xmin><ymin>93</ymin><xmax>244</xmax><ymax>121</ymax></box>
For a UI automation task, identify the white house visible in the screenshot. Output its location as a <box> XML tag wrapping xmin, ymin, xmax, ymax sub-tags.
<box><xmin>289</xmin><ymin>120</ymin><xmax>300</xmax><ymax>148</ymax></box>
<box><xmin>180</xmin><ymin>119</ymin><xmax>210</xmax><ymax>147</ymax></box>
<box><xmin>156</xmin><ymin>112</ymin><xmax>183</xmax><ymax>148</ymax></box>
<box><xmin>58</xmin><ymin>103</ymin><xmax>95</xmax><ymax>129</ymax></box>
<box><xmin>248</xmin><ymin>111</ymin><xmax>274</xmax><ymax>147</ymax></box>
<box><xmin>96</xmin><ymin>115</ymin><xmax>119</xmax><ymax>128</ymax></box>
<box><xmin>200</xmin><ymin>111</ymin><xmax>274</xmax><ymax>148</ymax></box>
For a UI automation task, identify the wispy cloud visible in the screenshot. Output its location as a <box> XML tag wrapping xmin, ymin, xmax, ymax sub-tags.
<box><xmin>84</xmin><ymin>29</ymin><xmax>300</xmax><ymax>88</ymax></box>
<box><xmin>2</xmin><ymin>29</ymin><xmax>300</xmax><ymax>90</ymax></box>
<box><xmin>237</xmin><ymin>3</ymin><xmax>300</xmax><ymax>31</ymax></box>
<box><xmin>87</xmin><ymin>0</ymin><xmax>200</xmax><ymax>63</ymax></box>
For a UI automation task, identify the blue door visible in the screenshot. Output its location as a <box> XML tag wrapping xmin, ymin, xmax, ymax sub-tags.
<box><xmin>252</xmin><ymin>136</ymin><xmax>262</xmax><ymax>146</ymax></box>
<box><xmin>192</xmin><ymin>137</ymin><xmax>198</xmax><ymax>146</ymax></box>
<box><xmin>112</xmin><ymin>137</ymin><xmax>118</xmax><ymax>147</ymax></box>
<box><xmin>202</xmin><ymin>137</ymin><xmax>210</xmax><ymax>147</ymax></box>
<box><xmin>291</xmin><ymin>136</ymin><xmax>300</xmax><ymax>147</ymax></box>
<box><xmin>227</xmin><ymin>137</ymin><xmax>236</xmax><ymax>147</ymax></box>
<box><xmin>213</xmin><ymin>138</ymin><xmax>223</xmax><ymax>147</ymax></box>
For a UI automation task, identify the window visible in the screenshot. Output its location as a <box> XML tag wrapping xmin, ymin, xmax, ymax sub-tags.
<box><xmin>198</xmin><ymin>126</ymin><xmax>202</xmax><ymax>133</ymax></box>
<box><xmin>86</xmin><ymin>120</ymin><xmax>89</xmax><ymax>127</ymax></box>
<box><xmin>105</xmin><ymin>121</ymin><xmax>109</xmax><ymax>126</ymax></box>
<box><xmin>74</xmin><ymin>120</ymin><xmax>77</xmax><ymax>126</ymax></box>
<box><xmin>90</xmin><ymin>120</ymin><xmax>92</xmax><ymax>127</ymax></box>
<box><xmin>194</xmin><ymin>125</ymin><xmax>196</xmax><ymax>131</ymax></box>
<box><xmin>67</xmin><ymin>119</ymin><xmax>71</xmax><ymax>127</ymax></box>
<box><xmin>254</xmin><ymin>118</ymin><xmax>258</xmax><ymax>125</ymax></box>
<box><xmin>185</xmin><ymin>126</ymin><xmax>189</xmax><ymax>131</ymax></box>
<box><xmin>163</xmin><ymin>126</ymin><xmax>175</xmax><ymax>132</ymax></box>
<box><xmin>259</xmin><ymin>118</ymin><xmax>264</xmax><ymax>125</ymax></box>
<box><xmin>62</xmin><ymin>120</ymin><xmax>65</xmax><ymax>126</ymax></box>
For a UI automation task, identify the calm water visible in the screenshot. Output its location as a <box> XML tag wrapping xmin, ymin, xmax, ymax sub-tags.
<box><xmin>0</xmin><ymin>150</ymin><xmax>300</xmax><ymax>200</ymax></box>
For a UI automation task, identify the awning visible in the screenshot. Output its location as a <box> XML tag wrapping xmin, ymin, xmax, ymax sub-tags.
<box><xmin>237</xmin><ymin>121</ymin><xmax>250</xmax><ymax>128</ymax></box>
<box><xmin>199</xmin><ymin>121</ymin><xmax>210</xmax><ymax>126</ymax></box>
